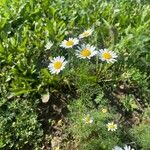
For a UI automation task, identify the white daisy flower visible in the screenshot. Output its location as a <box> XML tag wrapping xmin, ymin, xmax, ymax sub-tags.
<box><xmin>107</xmin><ymin>122</ymin><xmax>117</xmax><ymax>131</ymax></box>
<box><xmin>101</xmin><ymin>108</ymin><xmax>108</xmax><ymax>113</ymax></box>
<box><xmin>124</xmin><ymin>145</ymin><xmax>134</xmax><ymax>150</ymax></box>
<box><xmin>45</xmin><ymin>41</ymin><xmax>53</xmax><ymax>50</ymax></box>
<box><xmin>76</xmin><ymin>44</ymin><xmax>97</xmax><ymax>59</ymax></box>
<box><xmin>99</xmin><ymin>49</ymin><xmax>118</xmax><ymax>63</ymax></box>
<box><xmin>60</xmin><ymin>38</ymin><xmax>79</xmax><ymax>48</ymax></box>
<box><xmin>112</xmin><ymin>146</ymin><xmax>123</xmax><ymax>150</ymax></box>
<box><xmin>79</xmin><ymin>28</ymin><xmax>93</xmax><ymax>39</ymax></box>
<box><xmin>83</xmin><ymin>114</ymin><xmax>93</xmax><ymax>124</ymax></box>
<box><xmin>48</xmin><ymin>56</ymin><xmax>67</xmax><ymax>74</ymax></box>
<box><xmin>112</xmin><ymin>145</ymin><xmax>134</xmax><ymax>150</ymax></box>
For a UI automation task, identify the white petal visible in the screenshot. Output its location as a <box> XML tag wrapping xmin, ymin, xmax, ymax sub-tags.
<box><xmin>112</xmin><ymin>146</ymin><xmax>123</xmax><ymax>150</ymax></box>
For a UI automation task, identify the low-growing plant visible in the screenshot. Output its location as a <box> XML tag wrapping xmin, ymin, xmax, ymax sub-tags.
<box><xmin>67</xmin><ymin>98</ymin><xmax>123</xmax><ymax>150</ymax></box>
<box><xmin>0</xmin><ymin>99</ymin><xmax>43</xmax><ymax>149</ymax></box>
<box><xmin>130</xmin><ymin>123</ymin><xmax>150</xmax><ymax>150</ymax></box>
<box><xmin>121</xmin><ymin>94</ymin><xmax>138</xmax><ymax>112</ymax></box>
<box><xmin>130</xmin><ymin>108</ymin><xmax>150</xmax><ymax>150</ymax></box>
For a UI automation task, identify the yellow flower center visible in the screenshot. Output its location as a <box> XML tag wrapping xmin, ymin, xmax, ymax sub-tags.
<box><xmin>54</xmin><ymin>61</ymin><xmax>62</xmax><ymax>69</ymax></box>
<box><xmin>66</xmin><ymin>40</ymin><xmax>74</xmax><ymax>46</ymax></box>
<box><xmin>83</xmin><ymin>31</ymin><xmax>90</xmax><ymax>37</ymax></box>
<box><xmin>103</xmin><ymin>52</ymin><xmax>112</xmax><ymax>59</ymax></box>
<box><xmin>108</xmin><ymin>123</ymin><xmax>116</xmax><ymax>130</ymax></box>
<box><xmin>80</xmin><ymin>48</ymin><xmax>91</xmax><ymax>57</ymax></box>
<box><xmin>102</xmin><ymin>108</ymin><xmax>107</xmax><ymax>113</ymax></box>
<box><xmin>85</xmin><ymin>116</ymin><xmax>91</xmax><ymax>123</ymax></box>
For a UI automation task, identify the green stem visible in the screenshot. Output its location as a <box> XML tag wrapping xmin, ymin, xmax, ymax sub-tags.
<box><xmin>96</xmin><ymin>63</ymin><xmax>103</xmax><ymax>81</ymax></box>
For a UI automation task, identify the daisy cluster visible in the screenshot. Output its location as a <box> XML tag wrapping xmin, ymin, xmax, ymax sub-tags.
<box><xmin>48</xmin><ymin>28</ymin><xmax>118</xmax><ymax>74</ymax></box>
<box><xmin>82</xmin><ymin>113</ymin><xmax>134</xmax><ymax>150</ymax></box>
<box><xmin>83</xmin><ymin>109</ymin><xmax>118</xmax><ymax>132</ymax></box>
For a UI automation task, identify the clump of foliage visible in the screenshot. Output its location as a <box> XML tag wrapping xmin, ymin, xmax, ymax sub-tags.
<box><xmin>0</xmin><ymin>99</ymin><xmax>43</xmax><ymax>149</ymax></box>
<box><xmin>130</xmin><ymin>108</ymin><xmax>150</xmax><ymax>150</ymax></box>
<box><xmin>68</xmin><ymin>97</ymin><xmax>122</xmax><ymax>150</ymax></box>
<box><xmin>131</xmin><ymin>123</ymin><xmax>150</xmax><ymax>150</ymax></box>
